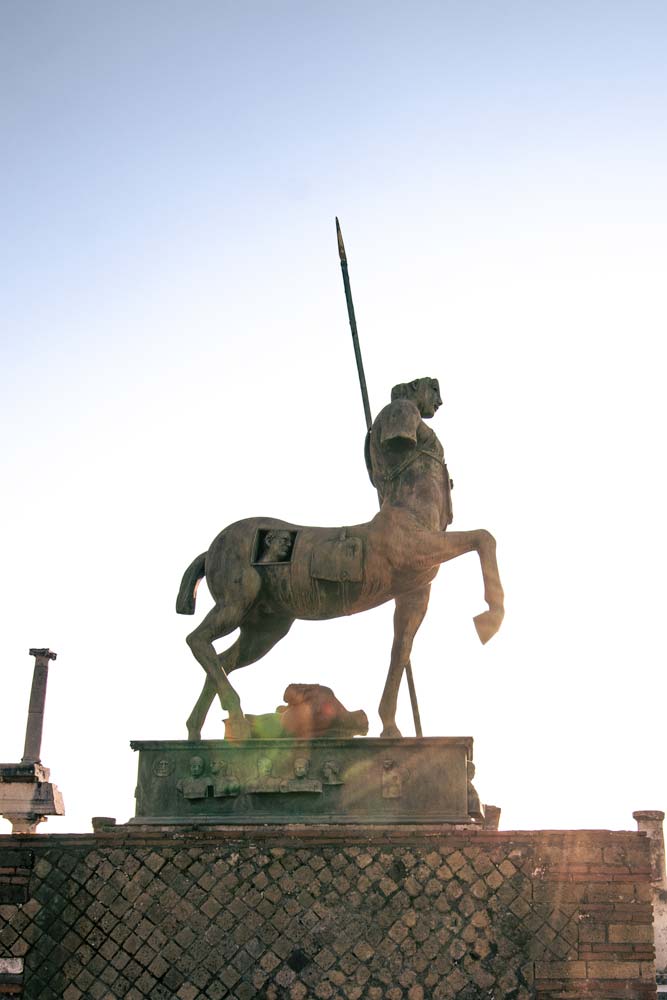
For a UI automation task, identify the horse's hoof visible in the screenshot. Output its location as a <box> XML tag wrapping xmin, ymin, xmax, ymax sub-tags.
<box><xmin>473</xmin><ymin>609</ymin><xmax>504</xmax><ymax>644</ymax></box>
<box><xmin>187</xmin><ymin>726</ymin><xmax>202</xmax><ymax>741</ymax></box>
<box><xmin>380</xmin><ymin>724</ymin><xmax>403</xmax><ymax>739</ymax></box>
<box><xmin>224</xmin><ymin>715</ymin><xmax>251</xmax><ymax>741</ymax></box>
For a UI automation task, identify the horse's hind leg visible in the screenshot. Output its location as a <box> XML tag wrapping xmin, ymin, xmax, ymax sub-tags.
<box><xmin>186</xmin><ymin>611</ymin><xmax>294</xmax><ymax>739</ymax></box>
<box><xmin>186</xmin><ymin>677</ymin><xmax>216</xmax><ymax>741</ymax></box>
<box><xmin>226</xmin><ymin>611</ymin><xmax>294</xmax><ymax>676</ymax></box>
<box><xmin>379</xmin><ymin>586</ymin><xmax>431</xmax><ymax>739</ymax></box>
<box><xmin>185</xmin><ymin>591</ymin><xmax>257</xmax><ymax>738</ymax></box>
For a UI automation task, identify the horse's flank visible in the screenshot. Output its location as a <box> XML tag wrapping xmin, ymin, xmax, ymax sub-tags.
<box><xmin>178</xmin><ymin>507</ymin><xmax>442</xmax><ymax>624</ymax></box>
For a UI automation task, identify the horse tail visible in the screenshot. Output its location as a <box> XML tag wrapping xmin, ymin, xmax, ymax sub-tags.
<box><xmin>176</xmin><ymin>552</ymin><xmax>207</xmax><ymax>615</ymax></box>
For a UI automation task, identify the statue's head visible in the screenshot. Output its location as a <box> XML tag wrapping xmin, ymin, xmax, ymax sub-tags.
<box><xmin>257</xmin><ymin>756</ymin><xmax>273</xmax><ymax>777</ymax></box>
<box><xmin>261</xmin><ymin>530</ymin><xmax>292</xmax><ymax>562</ymax></box>
<box><xmin>391</xmin><ymin>377</ymin><xmax>442</xmax><ymax>418</ymax></box>
<box><xmin>190</xmin><ymin>756</ymin><xmax>204</xmax><ymax>777</ymax></box>
<box><xmin>294</xmin><ymin>757</ymin><xmax>310</xmax><ymax>778</ymax></box>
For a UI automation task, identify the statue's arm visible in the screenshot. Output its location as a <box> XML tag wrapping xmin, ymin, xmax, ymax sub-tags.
<box><xmin>366</xmin><ymin>400</ymin><xmax>422</xmax><ymax>492</ymax></box>
<box><xmin>378</xmin><ymin>399</ymin><xmax>421</xmax><ymax>449</ymax></box>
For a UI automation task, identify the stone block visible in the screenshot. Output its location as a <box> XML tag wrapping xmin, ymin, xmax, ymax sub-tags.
<box><xmin>0</xmin><ymin>961</ymin><xmax>23</xmax><ymax>976</ymax></box>
<box><xmin>585</xmin><ymin>959</ymin><xmax>642</xmax><ymax>979</ymax></box>
<box><xmin>0</xmin><ymin>851</ymin><xmax>33</xmax><ymax>869</ymax></box>
<box><xmin>534</xmin><ymin>961</ymin><xmax>587</xmax><ymax>979</ymax></box>
<box><xmin>0</xmin><ymin>885</ymin><xmax>28</xmax><ymax>905</ymax></box>
<box><xmin>608</xmin><ymin>923</ymin><xmax>655</xmax><ymax>944</ymax></box>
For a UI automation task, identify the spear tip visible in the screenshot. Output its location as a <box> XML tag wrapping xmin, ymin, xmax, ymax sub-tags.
<box><xmin>335</xmin><ymin>217</ymin><xmax>347</xmax><ymax>264</ymax></box>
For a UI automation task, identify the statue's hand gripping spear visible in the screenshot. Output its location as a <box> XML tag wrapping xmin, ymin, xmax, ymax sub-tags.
<box><xmin>335</xmin><ymin>218</ymin><xmax>423</xmax><ymax>739</ymax></box>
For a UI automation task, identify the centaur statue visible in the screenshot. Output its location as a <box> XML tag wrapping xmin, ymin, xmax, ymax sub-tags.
<box><xmin>177</xmin><ymin>376</ymin><xmax>504</xmax><ymax>739</ymax></box>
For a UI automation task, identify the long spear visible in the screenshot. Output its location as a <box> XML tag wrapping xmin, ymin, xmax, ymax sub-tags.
<box><xmin>335</xmin><ymin>218</ymin><xmax>423</xmax><ymax>738</ymax></box>
<box><xmin>336</xmin><ymin>218</ymin><xmax>372</xmax><ymax>432</ymax></box>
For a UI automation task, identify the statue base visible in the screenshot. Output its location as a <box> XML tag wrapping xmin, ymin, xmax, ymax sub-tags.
<box><xmin>0</xmin><ymin>761</ymin><xmax>65</xmax><ymax>834</ymax></box>
<box><xmin>130</xmin><ymin>737</ymin><xmax>481</xmax><ymax>825</ymax></box>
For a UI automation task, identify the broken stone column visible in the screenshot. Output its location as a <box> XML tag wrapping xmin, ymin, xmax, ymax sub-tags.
<box><xmin>634</xmin><ymin>809</ymin><xmax>667</xmax><ymax>978</ymax></box>
<box><xmin>0</xmin><ymin>648</ymin><xmax>65</xmax><ymax>834</ymax></box>
<box><xmin>22</xmin><ymin>648</ymin><xmax>57</xmax><ymax>763</ymax></box>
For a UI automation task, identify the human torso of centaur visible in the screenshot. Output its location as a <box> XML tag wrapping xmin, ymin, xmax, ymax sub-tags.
<box><xmin>206</xmin><ymin>400</ymin><xmax>453</xmax><ymax>622</ymax></box>
<box><xmin>365</xmin><ymin>398</ymin><xmax>453</xmax><ymax>531</ymax></box>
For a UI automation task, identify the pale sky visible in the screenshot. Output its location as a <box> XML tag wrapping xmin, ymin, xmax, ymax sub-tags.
<box><xmin>1</xmin><ymin>1</ymin><xmax>666</xmax><ymax>834</ymax></box>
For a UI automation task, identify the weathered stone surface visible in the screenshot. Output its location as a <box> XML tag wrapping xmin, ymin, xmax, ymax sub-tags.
<box><xmin>0</xmin><ymin>959</ymin><xmax>23</xmax><ymax>974</ymax></box>
<box><xmin>0</xmin><ymin>780</ymin><xmax>64</xmax><ymax>821</ymax></box>
<box><xmin>0</xmin><ymin>827</ymin><xmax>655</xmax><ymax>998</ymax></box>
<box><xmin>0</xmin><ymin>650</ymin><xmax>64</xmax><ymax>836</ymax></box>
<box><xmin>634</xmin><ymin>809</ymin><xmax>667</xmax><ymax>983</ymax></box>
<box><xmin>0</xmin><ymin>850</ymin><xmax>33</xmax><ymax>869</ymax></box>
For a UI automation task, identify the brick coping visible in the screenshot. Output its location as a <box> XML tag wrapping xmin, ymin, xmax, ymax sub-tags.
<box><xmin>0</xmin><ymin>825</ymin><xmax>649</xmax><ymax>848</ymax></box>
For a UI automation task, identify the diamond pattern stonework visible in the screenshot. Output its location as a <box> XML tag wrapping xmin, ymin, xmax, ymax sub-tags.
<box><xmin>8</xmin><ymin>839</ymin><xmax>583</xmax><ymax>999</ymax></box>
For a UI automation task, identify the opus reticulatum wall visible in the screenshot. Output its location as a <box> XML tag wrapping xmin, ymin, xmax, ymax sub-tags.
<box><xmin>0</xmin><ymin>825</ymin><xmax>656</xmax><ymax>999</ymax></box>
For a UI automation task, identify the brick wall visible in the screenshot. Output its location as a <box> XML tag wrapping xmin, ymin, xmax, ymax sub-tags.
<box><xmin>0</xmin><ymin>847</ymin><xmax>31</xmax><ymax>995</ymax></box>
<box><xmin>0</xmin><ymin>827</ymin><xmax>657</xmax><ymax>999</ymax></box>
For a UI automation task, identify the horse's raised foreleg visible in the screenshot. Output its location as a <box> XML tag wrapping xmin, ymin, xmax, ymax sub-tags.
<box><xmin>186</xmin><ymin>610</ymin><xmax>295</xmax><ymax>740</ymax></box>
<box><xmin>436</xmin><ymin>529</ymin><xmax>504</xmax><ymax>643</ymax></box>
<box><xmin>379</xmin><ymin>586</ymin><xmax>431</xmax><ymax>738</ymax></box>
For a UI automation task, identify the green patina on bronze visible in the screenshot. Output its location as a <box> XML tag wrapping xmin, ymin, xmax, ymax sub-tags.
<box><xmin>130</xmin><ymin>737</ymin><xmax>480</xmax><ymax>825</ymax></box>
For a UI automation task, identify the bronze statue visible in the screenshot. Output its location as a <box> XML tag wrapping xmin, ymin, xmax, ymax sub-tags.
<box><xmin>277</xmin><ymin>683</ymin><xmax>368</xmax><ymax>739</ymax></box>
<box><xmin>177</xmin><ymin>376</ymin><xmax>504</xmax><ymax>740</ymax></box>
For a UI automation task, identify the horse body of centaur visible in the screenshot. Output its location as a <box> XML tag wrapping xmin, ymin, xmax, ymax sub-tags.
<box><xmin>177</xmin><ymin>377</ymin><xmax>504</xmax><ymax>739</ymax></box>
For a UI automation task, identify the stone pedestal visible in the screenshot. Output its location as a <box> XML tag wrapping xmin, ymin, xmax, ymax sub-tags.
<box><xmin>0</xmin><ymin>649</ymin><xmax>64</xmax><ymax>834</ymax></box>
<box><xmin>0</xmin><ymin>762</ymin><xmax>64</xmax><ymax>834</ymax></box>
<box><xmin>130</xmin><ymin>737</ymin><xmax>479</xmax><ymax>825</ymax></box>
